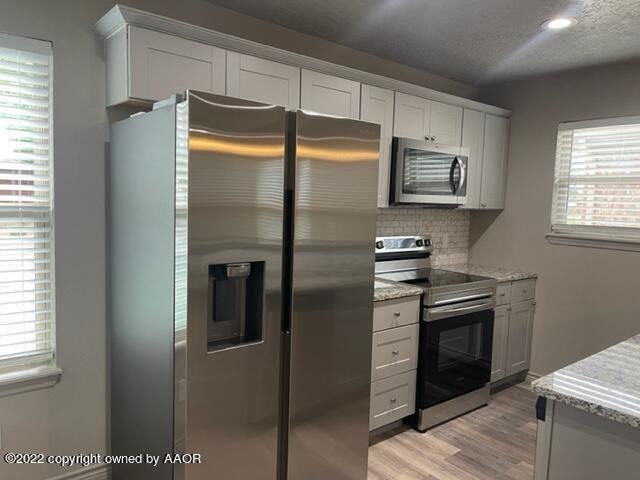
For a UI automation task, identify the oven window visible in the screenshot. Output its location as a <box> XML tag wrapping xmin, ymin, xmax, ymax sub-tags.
<box><xmin>402</xmin><ymin>148</ymin><xmax>458</xmax><ymax>195</ymax></box>
<box><xmin>438</xmin><ymin>323</ymin><xmax>484</xmax><ymax>371</ymax></box>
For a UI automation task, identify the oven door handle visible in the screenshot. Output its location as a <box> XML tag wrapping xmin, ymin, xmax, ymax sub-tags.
<box><xmin>425</xmin><ymin>297</ymin><xmax>496</xmax><ymax>322</ymax></box>
<box><xmin>432</xmin><ymin>292</ymin><xmax>493</xmax><ymax>306</ymax></box>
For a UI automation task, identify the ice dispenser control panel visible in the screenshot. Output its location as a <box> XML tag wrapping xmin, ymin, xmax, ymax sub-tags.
<box><xmin>207</xmin><ymin>261</ymin><xmax>265</xmax><ymax>352</ymax></box>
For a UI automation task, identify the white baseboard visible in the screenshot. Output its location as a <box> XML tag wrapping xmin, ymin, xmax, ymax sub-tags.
<box><xmin>48</xmin><ymin>465</ymin><xmax>109</xmax><ymax>480</ymax></box>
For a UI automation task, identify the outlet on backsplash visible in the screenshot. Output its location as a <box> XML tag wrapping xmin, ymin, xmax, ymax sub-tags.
<box><xmin>376</xmin><ymin>207</ymin><xmax>469</xmax><ymax>266</ymax></box>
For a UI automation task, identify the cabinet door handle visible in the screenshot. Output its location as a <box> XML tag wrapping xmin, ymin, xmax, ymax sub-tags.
<box><xmin>432</xmin><ymin>136</ymin><xmax>437</xmax><ymax>142</ymax></box>
<box><xmin>481</xmin><ymin>203</ymin><xmax>487</xmax><ymax>208</ymax></box>
<box><xmin>392</xmin><ymin>349</ymin><xmax>399</xmax><ymax>355</ymax></box>
<box><xmin>390</xmin><ymin>397</ymin><xmax>397</xmax><ymax>403</ymax></box>
<box><xmin>393</xmin><ymin>312</ymin><xmax>401</xmax><ymax>317</ymax></box>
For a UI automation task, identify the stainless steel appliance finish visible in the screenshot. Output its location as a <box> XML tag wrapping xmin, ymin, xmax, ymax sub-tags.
<box><xmin>374</xmin><ymin>235</ymin><xmax>495</xmax><ymax>432</ymax></box>
<box><xmin>287</xmin><ymin>111</ymin><xmax>379</xmax><ymax>480</ymax></box>
<box><xmin>390</xmin><ymin>138</ymin><xmax>469</xmax><ymax>206</ymax></box>
<box><xmin>184</xmin><ymin>92</ymin><xmax>286</xmax><ymax>480</ymax></box>
<box><xmin>415</xmin><ymin>385</ymin><xmax>490</xmax><ymax>431</ymax></box>
<box><xmin>110</xmin><ymin>91</ymin><xmax>379</xmax><ymax>480</ymax></box>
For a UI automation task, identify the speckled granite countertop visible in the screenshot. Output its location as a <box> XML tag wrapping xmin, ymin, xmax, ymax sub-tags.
<box><xmin>532</xmin><ymin>334</ymin><xmax>640</xmax><ymax>428</ymax></box>
<box><xmin>443</xmin><ymin>263</ymin><xmax>537</xmax><ymax>283</ymax></box>
<box><xmin>374</xmin><ymin>278</ymin><xmax>423</xmax><ymax>302</ymax></box>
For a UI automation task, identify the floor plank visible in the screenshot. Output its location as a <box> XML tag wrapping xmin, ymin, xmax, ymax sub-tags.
<box><xmin>368</xmin><ymin>385</ymin><xmax>537</xmax><ymax>480</ymax></box>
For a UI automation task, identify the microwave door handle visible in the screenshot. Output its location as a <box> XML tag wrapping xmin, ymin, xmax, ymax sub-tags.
<box><xmin>449</xmin><ymin>158</ymin><xmax>457</xmax><ymax>194</ymax></box>
<box><xmin>455</xmin><ymin>156</ymin><xmax>466</xmax><ymax>193</ymax></box>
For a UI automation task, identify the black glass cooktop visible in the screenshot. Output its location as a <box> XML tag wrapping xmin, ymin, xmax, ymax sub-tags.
<box><xmin>380</xmin><ymin>268</ymin><xmax>492</xmax><ymax>289</ymax></box>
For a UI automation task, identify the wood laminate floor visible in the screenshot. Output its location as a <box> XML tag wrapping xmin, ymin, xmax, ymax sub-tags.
<box><xmin>368</xmin><ymin>385</ymin><xmax>537</xmax><ymax>480</ymax></box>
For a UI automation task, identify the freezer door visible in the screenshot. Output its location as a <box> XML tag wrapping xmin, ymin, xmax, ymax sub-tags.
<box><xmin>181</xmin><ymin>91</ymin><xmax>285</xmax><ymax>480</ymax></box>
<box><xmin>287</xmin><ymin>111</ymin><xmax>380</xmax><ymax>479</ymax></box>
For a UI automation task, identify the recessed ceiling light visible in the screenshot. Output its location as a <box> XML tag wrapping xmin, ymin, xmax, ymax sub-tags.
<box><xmin>543</xmin><ymin>17</ymin><xmax>576</xmax><ymax>30</ymax></box>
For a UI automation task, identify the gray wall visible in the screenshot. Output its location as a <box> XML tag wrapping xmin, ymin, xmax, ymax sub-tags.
<box><xmin>0</xmin><ymin>1</ymin><xmax>476</xmax><ymax>478</ymax></box>
<box><xmin>473</xmin><ymin>60</ymin><xmax>640</xmax><ymax>376</ymax></box>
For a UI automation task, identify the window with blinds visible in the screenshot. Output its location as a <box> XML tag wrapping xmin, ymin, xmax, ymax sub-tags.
<box><xmin>550</xmin><ymin>117</ymin><xmax>640</xmax><ymax>243</ymax></box>
<box><xmin>0</xmin><ymin>34</ymin><xmax>54</xmax><ymax>370</ymax></box>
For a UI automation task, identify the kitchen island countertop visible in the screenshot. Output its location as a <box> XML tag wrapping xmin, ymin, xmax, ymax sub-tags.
<box><xmin>532</xmin><ymin>333</ymin><xmax>640</xmax><ymax>428</ymax></box>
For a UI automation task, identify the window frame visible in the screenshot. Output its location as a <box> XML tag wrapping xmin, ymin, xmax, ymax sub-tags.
<box><xmin>0</xmin><ymin>32</ymin><xmax>60</xmax><ymax>395</ymax></box>
<box><xmin>547</xmin><ymin>115</ymin><xmax>640</xmax><ymax>252</ymax></box>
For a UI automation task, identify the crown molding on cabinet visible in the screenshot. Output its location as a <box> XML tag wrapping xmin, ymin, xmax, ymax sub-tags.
<box><xmin>95</xmin><ymin>4</ymin><xmax>511</xmax><ymax>117</ymax></box>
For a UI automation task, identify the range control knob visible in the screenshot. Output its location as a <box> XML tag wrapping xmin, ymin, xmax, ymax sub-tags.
<box><xmin>375</xmin><ymin>241</ymin><xmax>384</xmax><ymax>249</ymax></box>
<box><xmin>415</xmin><ymin>239</ymin><xmax>424</xmax><ymax>247</ymax></box>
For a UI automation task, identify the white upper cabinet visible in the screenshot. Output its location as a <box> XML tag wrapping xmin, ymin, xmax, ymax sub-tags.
<box><xmin>460</xmin><ymin>109</ymin><xmax>486</xmax><ymax>209</ymax></box>
<box><xmin>361</xmin><ymin>85</ymin><xmax>394</xmax><ymax>208</ymax></box>
<box><xmin>430</xmin><ymin>101</ymin><xmax>463</xmax><ymax>146</ymax></box>
<box><xmin>226</xmin><ymin>52</ymin><xmax>300</xmax><ymax>108</ymax></box>
<box><xmin>394</xmin><ymin>93</ymin><xmax>462</xmax><ymax>146</ymax></box>
<box><xmin>300</xmin><ymin>70</ymin><xmax>360</xmax><ymax>118</ymax></box>
<box><xmin>393</xmin><ymin>92</ymin><xmax>431</xmax><ymax>140</ymax></box>
<box><xmin>480</xmin><ymin>114</ymin><xmax>510</xmax><ymax>209</ymax></box>
<box><xmin>122</xmin><ymin>26</ymin><xmax>225</xmax><ymax>105</ymax></box>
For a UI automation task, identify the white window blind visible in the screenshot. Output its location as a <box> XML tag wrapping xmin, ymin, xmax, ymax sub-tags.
<box><xmin>550</xmin><ymin>117</ymin><xmax>640</xmax><ymax>243</ymax></box>
<box><xmin>0</xmin><ymin>34</ymin><xmax>54</xmax><ymax>370</ymax></box>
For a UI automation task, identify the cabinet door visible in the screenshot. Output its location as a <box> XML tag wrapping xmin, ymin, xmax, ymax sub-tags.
<box><xmin>300</xmin><ymin>70</ymin><xmax>360</xmax><ymax>118</ymax></box>
<box><xmin>128</xmin><ymin>26</ymin><xmax>225</xmax><ymax>102</ymax></box>
<box><xmin>226</xmin><ymin>52</ymin><xmax>300</xmax><ymax>108</ymax></box>
<box><xmin>506</xmin><ymin>300</ymin><xmax>535</xmax><ymax>377</ymax></box>
<box><xmin>459</xmin><ymin>109</ymin><xmax>485</xmax><ymax>209</ymax></box>
<box><xmin>393</xmin><ymin>92</ymin><xmax>431</xmax><ymax>140</ymax></box>
<box><xmin>430</xmin><ymin>101</ymin><xmax>463</xmax><ymax>146</ymax></box>
<box><xmin>361</xmin><ymin>85</ymin><xmax>394</xmax><ymax>207</ymax></box>
<box><xmin>491</xmin><ymin>305</ymin><xmax>509</xmax><ymax>383</ymax></box>
<box><xmin>480</xmin><ymin>114</ymin><xmax>510</xmax><ymax>209</ymax></box>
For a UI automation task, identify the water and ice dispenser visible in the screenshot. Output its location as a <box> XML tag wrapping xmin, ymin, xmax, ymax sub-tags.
<box><xmin>207</xmin><ymin>261</ymin><xmax>265</xmax><ymax>352</ymax></box>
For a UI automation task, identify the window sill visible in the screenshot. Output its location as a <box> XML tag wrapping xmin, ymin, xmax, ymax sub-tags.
<box><xmin>0</xmin><ymin>365</ymin><xmax>62</xmax><ymax>398</ymax></box>
<box><xmin>546</xmin><ymin>232</ymin><xmax>640</xmax><ymax>252</ymax></box>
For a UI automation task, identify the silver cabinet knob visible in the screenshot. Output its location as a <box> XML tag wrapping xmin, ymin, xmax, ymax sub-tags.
<box><xmin>480</xmin><ymin>203</ymin><xmax>487</xmax><ymax>208</ymax></box>
<box><xmin>393</xmin><ymin>312</ymin><xmax>401</xmax><ymax>317</ymax></box>
<box><xmin>431</xmin><ymin>136</ymin><xmax>437</xmax><ymax>142</ymax></box>
<box><xmin>390</xmin><ymin>397</ymin><xmax>397</xmax><ymax>403</ymax></box>
<box><xmin>392</xmin><ymin>349</ymin><xmax>399</xmax><ymax>355</ymax></box>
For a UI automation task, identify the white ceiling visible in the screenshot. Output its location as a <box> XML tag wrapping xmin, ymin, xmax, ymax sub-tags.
<box><xmin>205</xmin><ymin>0</ymin><xmax>640</xmax><ymax>85</ymax></box>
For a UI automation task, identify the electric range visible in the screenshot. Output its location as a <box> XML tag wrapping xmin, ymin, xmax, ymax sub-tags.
<box><xmin>375</xmin><ymin>235</ymin><xmax>497</xmax><ymax>431</ymax></box>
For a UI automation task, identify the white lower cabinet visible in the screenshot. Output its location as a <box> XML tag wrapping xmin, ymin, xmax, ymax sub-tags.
<box><xmin>371</xmin><ymin>323</ymin><xmax>419</xmax><ymax>381</ymax></box>
<box><xmin>491</xmin><ymin>279</ymin><xmax>536</xmax><ymax>383</ymax></box>
<box><xmin>490</xmin><ymin>305</ymin><xmax>509</xmax><ymax>383</ymax></box>
<box><xmin>506</xmin><ymin>300</ymin><xmax>535</xmax><ymax>376</ymax></box>
<box><xmin>370</xmin><ymin>370</ymin><xmax>417</xmax><ymax>431</ymax></box>
<box><xmin>370</xmin><ymin>295</ymin><xmax>420</xmax><ymax>431</ymax></box>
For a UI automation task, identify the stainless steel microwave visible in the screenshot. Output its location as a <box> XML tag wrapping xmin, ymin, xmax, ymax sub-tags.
<box><xmin>390</xmin><ymin>137</ymin><xmax>469</xmax><ymax>206</ymax></box>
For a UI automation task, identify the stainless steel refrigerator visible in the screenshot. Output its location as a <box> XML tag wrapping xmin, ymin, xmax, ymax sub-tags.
<box><xmin>109</xmin><ymin>90</ymin><xmax>379</xmax><ymax>480</ymax></box>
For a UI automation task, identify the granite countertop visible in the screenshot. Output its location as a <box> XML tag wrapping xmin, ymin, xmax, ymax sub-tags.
<box><xmin>443</xmin><ymin>263</ymin><xmax>537</xmax><ymax>283</ymax></box>
<box><xmin>374</xmin><ymin>278</ymin><xmax>423</xmax><ymax>302</ymax></box>
<box><xmin>532</xmin><ymin>334</ymin><xmax>640</xmax><ymax>428</ymax></box>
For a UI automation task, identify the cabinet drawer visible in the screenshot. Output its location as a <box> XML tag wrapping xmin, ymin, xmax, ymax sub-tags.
<box><xmin>370</xmin><ymin>370</ymin><xmax>417</xmax><ymax>431</ymax></box>
<box><xmin>373</xmin><ymin>296</ymin><xmax>420</xmax><ymax>332</ymax></box>
<box><xmin>371</xmin><ymin>324</ymin><xmax>419</xmax><ymax>381</ymax></box>
<box><xmin>510</xmin><ymin>279</ymin><xmax>536</xmax><ymax>303</ymax></box>
<box><xmin>496</xmin><ymin>282</ymin><xmax>511</xmax><ymax>306</ymax></box>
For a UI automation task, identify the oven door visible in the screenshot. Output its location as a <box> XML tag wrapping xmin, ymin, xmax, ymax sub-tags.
<box><xmin>418</xmin><ymin>299</ymin><xmax>494</xmax><ymax>409</ymax></box>
<box><xmin>391</xmin><ymin>137</ymin><xmax>468</xmax><ymax>205</ymax></box>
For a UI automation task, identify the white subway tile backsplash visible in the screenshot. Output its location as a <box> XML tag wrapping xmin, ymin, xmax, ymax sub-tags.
<box><xmin>376</xmin><ymin>207</ymin><xmax>469</xmax><ymax>266</ymax></box>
